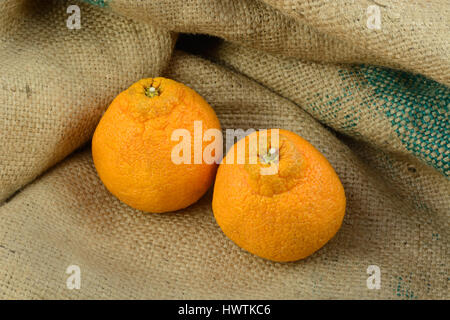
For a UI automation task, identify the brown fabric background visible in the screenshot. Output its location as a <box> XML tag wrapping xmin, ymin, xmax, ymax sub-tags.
<box><xmin>0</xmin><ymin>0</ymin><xmax>448</xmax><ymax>299</ymax></box>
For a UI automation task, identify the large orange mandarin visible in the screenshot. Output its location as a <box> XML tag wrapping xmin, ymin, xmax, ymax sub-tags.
<box><xmin>92</xmin><ymin>77</ymin><xmax>221</xmax><ymax>213</ymax></box>
<box><xmin>212</xmin><ymin>129</ymin><xmax>346</xmax><ymax>262</ymax></box>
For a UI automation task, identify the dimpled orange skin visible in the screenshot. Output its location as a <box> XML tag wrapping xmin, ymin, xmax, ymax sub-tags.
<box><xmin>92</xmin><ymin>77</ymin><xmax>221</xmax><ymax>213</ymax></box>
<box><xmin>212</xmin><ymin>129</ymin><xmax>346</xmax><ymax>262</ymax></box>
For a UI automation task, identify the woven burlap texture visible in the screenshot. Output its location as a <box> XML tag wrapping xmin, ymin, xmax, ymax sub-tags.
<box><xmin>0</xmin><ymin>0</ymin><xmax>448</xmax><ymax>299</ymax></box>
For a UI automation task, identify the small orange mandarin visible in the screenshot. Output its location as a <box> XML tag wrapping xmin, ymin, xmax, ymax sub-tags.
<box><xmin>92</xmin><ymin>77</ymin><xmax>221</xmax><ymax>213</ymax></box>
<box><xmin>212</xmin><ymin>129</ymin><xmax>346</xmax><ymax>262</ymax></box>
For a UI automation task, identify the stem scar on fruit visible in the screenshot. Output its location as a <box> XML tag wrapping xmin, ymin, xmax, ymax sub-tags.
<box><xmin>260</xmin><ymin>147</ymin><xmax>279</xmax><ymax>165</ymax></box>
<box><xmin>145</xmin><ymin>86</ymin><xmax>160</xmax><ymax>98</ymax></box>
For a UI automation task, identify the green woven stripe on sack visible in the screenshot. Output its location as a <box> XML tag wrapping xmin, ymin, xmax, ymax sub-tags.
<box><xmin>360</xmin><ymin>66</ymin><xmax>449</xmax><ymax>176</ymax></box>
<box><xmin>80</xmin><ymin>0</ymin><xmax>110</xmax><ymax>8</ymax></box>
<box><xmin>308</xmin><ymin>72</ymin><xmax>361</xmax><ymax>135</ymax></box>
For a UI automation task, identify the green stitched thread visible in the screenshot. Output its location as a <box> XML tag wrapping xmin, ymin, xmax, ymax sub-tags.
<box><xmin>393</xmin><ymin>275</ymin><xmax>419</xmax><ymax>300</ymax></box>
<box><xmin>308</xmin><ymin>78</ymin><xmax>360</xmax><ymax>134</ymax></box>
<box><xmin>81</xmin><ymin>0</ymin><xmax>110</xmax><ymax>8</ymax></box>
<box><xmin>335</xmin><ymin>65</ymin><xmax>449</xmax><ymax>176</ymax></box>
<box><xmin>359</xmin><ymin>65</ymin><xmax>449</xmax><ymax>176</ymax></box>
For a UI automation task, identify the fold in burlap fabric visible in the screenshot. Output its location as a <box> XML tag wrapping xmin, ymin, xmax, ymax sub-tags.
<box><xmin>0</xmin><ymin>0</ymin><xmax>448</xmax><ymax>299</ymax></box>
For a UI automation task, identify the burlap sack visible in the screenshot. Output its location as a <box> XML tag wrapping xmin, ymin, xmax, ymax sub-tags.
<box><xmin>0</xmin><ymin>0</ymin><xmax>448</xmax><ymax>299</ymax></box>
<box><xmin>0</xmin><ymin>0</ymin><xmax>175</xmax><ymax>201</ymax></box>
